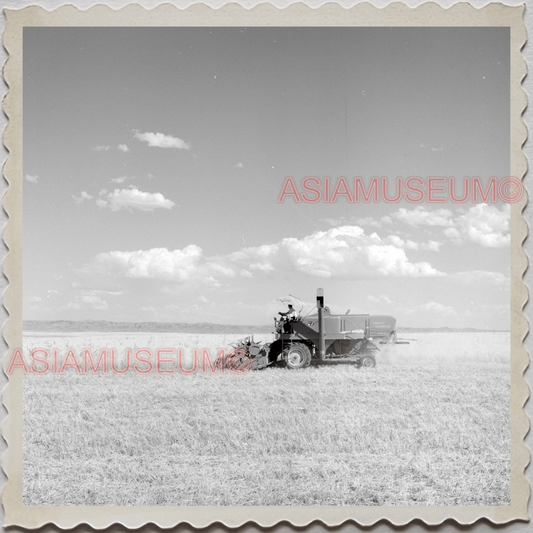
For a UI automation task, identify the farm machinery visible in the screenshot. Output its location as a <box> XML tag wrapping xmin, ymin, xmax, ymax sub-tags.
<box><xmin>228</xmin><ymin>288</ymin><xmax>408</xmax><ymax>370</ymax></box>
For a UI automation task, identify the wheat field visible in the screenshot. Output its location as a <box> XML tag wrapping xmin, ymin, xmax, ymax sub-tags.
<box><xmin>22</xmin><ymin>331</ymin><xmax>510</xmax><ymax>506</ymax></box>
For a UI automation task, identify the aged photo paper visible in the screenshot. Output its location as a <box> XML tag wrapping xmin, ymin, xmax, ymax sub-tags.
<box><xmin>1</xmin><ymin>2</ymin><xmax>529</xmax><ymax>529</ymax></box>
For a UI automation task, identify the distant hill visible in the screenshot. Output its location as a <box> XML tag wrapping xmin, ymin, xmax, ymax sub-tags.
<box><xmin>23</xmin><ymin>320</ymin><xmax>508</xmax><ymax>334</ymax></box>
<box><xmin>23</xmin><ymin>320</ymin><xmax>274</xmax><ymax>334</ymax></box>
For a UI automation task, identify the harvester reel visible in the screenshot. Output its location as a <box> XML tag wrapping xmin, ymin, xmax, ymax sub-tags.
<box><xmin>224</xmin><ymin>347</ymin><xmax>251</xmax><ymax>372</ymax></box>
<box><xmin>283</xmin><ymin>342</ymin><xmax>312</xmax><ymax>369</ymax></box>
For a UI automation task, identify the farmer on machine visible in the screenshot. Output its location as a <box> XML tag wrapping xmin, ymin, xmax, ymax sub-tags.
<box><xmin>278</xmin><ymin>304</ymin><xmax>299</xmax><ymax>332</ymax></box>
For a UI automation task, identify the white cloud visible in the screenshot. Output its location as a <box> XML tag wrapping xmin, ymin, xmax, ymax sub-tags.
<box><xmin>25</xmin><ymin>174</ymin><xmax>39</xmax><ymax>183</ymax></box>
<box><xmin>355</xmin><ymin>216</ymin><xmax>383</xmax><ymax>227</ymax></box>
<box><xmin>391</xmin><ymin>206</ymin><xmax>454</xmax><ymax>227</ymax></box>
<box><xmin>118</xmin><ymin>144</ymin><xmax>130</xmax><ymax>152</ymax></box>
<box><xmin>320</xmin><ymin>216</ymin><xmax>383</xmax><ymax>228</ymax></box>
<box><xmin>95</xmin><ymin>245</ymin><xmax>203</xmax><ymax>281</ymax></box>
<box><xmin>93</xmin><ymin>289</ymin><xmax>124</xmax><ymax>296</ymax></box>
<box><xmin>203</xmin><ymin>275</ymin><xmax>221</xmax><ymax>287</ymax></box>
<box><xmin>421</xmin><ymin>240</ymin><xmax>442</xmax><ymax>251</ymax></box>
<box><xmin>96</xmin><ymin>188</ymin><xmax>175</xmax><ymax>211</ymax></box>
<box><xmin>368</xmin><ymin>294</ymin><xmax>392</xmax><ymax>304</ymax></box>
<box><xmin>320</xmin><ymin>217</ymin><xmax>343</xmax><ymax>227</ymax></box>
<box><xmin>80</xmin><ymin>293</ymin><xmax>109</xmax><ymax>309</ymax></box>
<box><xmin>64</xmin><ymin>290</ymin><xmax>109</xmax><ymax>310</ymax></box>
<box><xmin>385</xmin><ymin>235</ymin><xmax>419</xmax><ymax>250</ymax></box>
<box><xmin>452</xmin><ymin>270</ymin><xmax>509</xmax><ymax>286</ymax></box>
<box><xmin>133</xmin><ymin>130</ymin><xmax>190</xmax><ymax>149</ymax></box>
<box><xmin>229</xmin><ymin>226</ymin><xmax>443</xmax><ymax>278</ymax></box>
<box><xmin>111</xmin><ymin>176</ymin><xmax>129</xmax><ymax>184</ymax></box>
<box><xmin>452</xmin><ymin>204</ymin><xmax>510</xmax><ymax>247</ymax></box>
<box><xmin>73</xmin><ymin>191</ymin><xmax>93</xmax><ymax>204</ymax></box>
<box><xmin>235</xmin><ymin>162</ymin><xmax>244</xmax><ymax>168</ymax></box>
<box><xmin>90</xmin><ymin>226</ymin><xmax>444</xmax><ymax>287</ymax></box>
<box><xmin>206</xmin><ymin>263</ymin><xmax>235</xmax><ymax>277</ymax></box>
<box><xmin>420</xmin><ymin>301</ymin><xmax>458</xmax><ymax>317</ymax></box>
<box><xmin>389</xmin><ymin>204</ymin><xmax>510</xmax><ymax>248</ymax></box>
<box><xmin>249</xmin><ymin>262</ymin><xmax>275</xmax><ymax>272</ymax></box>
<box><xmin>92</xmin><ymin>145</ymin><xmax>110</xmax><ymax>152</ymax></box>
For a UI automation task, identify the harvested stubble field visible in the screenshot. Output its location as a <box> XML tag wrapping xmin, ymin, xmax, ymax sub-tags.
<box><xmin>22</xmin><ymin>331</ymin><xmax>510</xmax><ymax>506</ymax></box>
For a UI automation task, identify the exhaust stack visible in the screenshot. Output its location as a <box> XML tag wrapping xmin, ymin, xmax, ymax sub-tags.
<box><xmin>317</xmin><ymin>288</ymin><xmax>326</xmax><ymax>360</ymax></box>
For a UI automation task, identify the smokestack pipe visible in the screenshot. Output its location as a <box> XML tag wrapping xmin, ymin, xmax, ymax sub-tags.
<box><xmin>317</xmin><ymin>288</ymin><xmax>325</xmax><ymax>360</ymax></box>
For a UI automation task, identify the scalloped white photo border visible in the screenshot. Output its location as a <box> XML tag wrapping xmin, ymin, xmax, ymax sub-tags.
<box><xmin>1</xmin><ymin>2</ymin><xmax>529</xmax><ymax>528</ymax></box>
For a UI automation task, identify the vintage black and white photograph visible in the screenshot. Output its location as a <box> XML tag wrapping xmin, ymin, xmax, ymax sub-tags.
<box><xmin>3</xmin><ymin>2</ymin><xmax>528</xmax><ymax>527</ymax></box>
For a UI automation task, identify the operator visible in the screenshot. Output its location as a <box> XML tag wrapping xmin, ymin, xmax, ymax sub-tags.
<box><xmin>278</xmin><ymin>304</ymin><xmax>299</xmax><ymax>332</ymax></box>
<box><xmin>279</xmin><ymin>304</ymin><xmax>298</xmax><ymax>320</ymax></box>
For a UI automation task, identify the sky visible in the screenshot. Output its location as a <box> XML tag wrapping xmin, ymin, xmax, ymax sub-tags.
<box><xmin>23</xmin><ymin>27</ymin><xmax>511</xmax><ymax>329</ymax></box>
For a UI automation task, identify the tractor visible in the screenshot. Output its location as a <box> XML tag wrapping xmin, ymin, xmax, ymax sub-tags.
<box><xmin>227</xmin><ymin>288</ymin><xmax>407</xmax><ymax>370</ymax></box>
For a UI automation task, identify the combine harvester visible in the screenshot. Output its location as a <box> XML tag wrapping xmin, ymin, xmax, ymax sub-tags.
<box><xmin>228</xmin><ymin>288</ymin><xmax>409</xmax><ymax>370</ymax></box>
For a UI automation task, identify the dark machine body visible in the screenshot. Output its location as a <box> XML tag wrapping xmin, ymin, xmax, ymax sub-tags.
<box><xmin>228</xmin><ymin>289</ymin><xmax>406</xmax><ymax>370</ymax></box>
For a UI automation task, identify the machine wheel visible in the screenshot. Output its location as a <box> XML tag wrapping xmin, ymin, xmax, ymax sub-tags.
<box><xmin>360</xmin><ymin>355</ymin><xmax>376</xmax><ymax>368</ymax></box>
<box><xmin>284</xmin><ymin>343</ymin><xmax>312</xmax><ymax>369</ymax></box>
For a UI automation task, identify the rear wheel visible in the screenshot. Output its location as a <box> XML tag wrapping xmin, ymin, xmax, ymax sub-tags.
<box><xmin>284</xmin><ymin>343</ymin><xmax>312</xmax><ymax>369</ymax></box>
<box><xmin>360</xmin><ymin>355</ymin><xmax>376</xmax><ymax>368</ymax></box>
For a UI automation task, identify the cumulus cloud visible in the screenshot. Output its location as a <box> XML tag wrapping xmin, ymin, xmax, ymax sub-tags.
<box><xmin>388</xmin><ymin>204</ymin><xmax>510</xmax><ymax>248</ymax></box>
<box><xmin>420</xmin><ymin>301</ymin><xmax>458</xmax><ymax>317</ymax></box>
<box><xmin>229</xmin><ymin>226</ymin><xmax>442</xmax><ymax>278</ymax></box>
<box><xmin>96</xmin><ymin>188</ymin><xmax>175</xmax><ymax>211</ymax></box>
<box><xmin>391</xmin><ymin>206</ymin><xmax>454</xmax><ymax>227</ymax></box>
<box><xmin>64</xmin><ymin>290</ymin><xmax>110</xmax><ymax>310</ymax></box>
<box><xmin>118</xmin><ymin>144</ymin><xmax>130</xmax><ymax>152</ymax></box>
<box><xmin>111</xmin><ymin>176</ymin><xmax>129</xmax><ymax>184</ymax></box>
<box><xmin>73</xmin><ymin>191</ymin><xmax>93</xmax><ymax>204</ymax></box>
<box><xmin>450</xmin><ymin>204</ymin><xmax>510</xmax><ymax>247</ymax></box>
<box><xmin>420</xmin><ymin>240</ymin><xmax>442</xmax><ymax>251</ymax></box>
<box><xmin>92</xmin><ymin>145</ymin><xmax>111</xmax><ymax>152</ymax></box>
<box><xmin>95</xmin><ymin>245</ymin><xmax>203</xmax><ymax>281</ymax></box>
<box><xmin>25</xmin><ymin>174</ymin><xmax>39</xmax><ymax>183</ymax></box>
<box><xmin>320</xmin><ymin>217</ymin><xmax>343</xmax><ymax>227</ymax></box>
<box><xmin>133</xmin><ymin>130</ymin><xmax>190</xmax><ymax>149</ymax></box>
<box><xmin>384</xmin><ymin>235</ymin><xmax>419</xmax><ymax>250</ymax></box>
<box><xmin>320</xmin><ymin>216</ymin><xmax>383</xmax><ymax>228</ymax></box>
<box><xmin>90</xmin><ymin>226</ymin><xmax>443</xmax><ymax>287</ymax></box>
<box><xmin>355</xmin><ymin>216</ymin><xmax>383</xmax><ymax>227</ymax></box>
<box><xmin>452</xmin><ymin>270</ymin><xmax>509</xmax><ymax>286</ymax></box>
<box><xmin>368</xmin><ymin>294</ymin><xmax>392</xmax><ymax>304</ymax></box>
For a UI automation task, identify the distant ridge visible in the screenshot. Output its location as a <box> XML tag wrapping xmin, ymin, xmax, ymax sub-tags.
<box><xmin>398</xmin><ymin>327</ymin><xmax>509</xmax><ymax>333</ymax></box>
<box><xmin>23</xmin><ymin>320</ymin><xmax>508</xmax><ymax>334</ymax></box>
<box><xmin>23</xmin><ymin>320</ymin><xmax>274</xmax><ymax>334</ymax></box>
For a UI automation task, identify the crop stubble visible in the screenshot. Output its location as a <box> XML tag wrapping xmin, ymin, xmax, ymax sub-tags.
<box><xmin>22</xmin><ymin>332</ymin><xmax>510</xmax><ymax>506</ymax></box>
